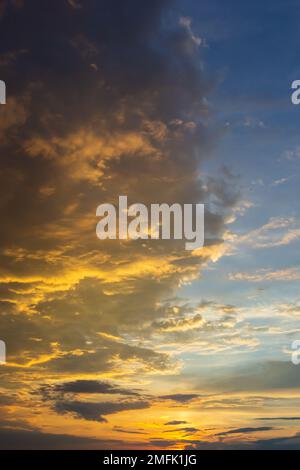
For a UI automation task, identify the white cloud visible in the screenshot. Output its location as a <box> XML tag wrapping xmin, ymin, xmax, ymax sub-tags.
<box><xmin>179</xmin><ymin>17</ymin><xmax>203</xmax><ymax>47</ymax></box>
<box><xmin>229</xmin><ymin>267</ymin><xmax>300</xmax><ymax>282</ymax></box>
<box><xmin>235</xmin><ymin>217</ymin><xmax>300</xmax><ymax>249</ymax></box>
<box><xmin>271</xmin><ymin>177</ymin><xmax>290</xmax><ymax>187</ymax></box>
<box><xmin>283</xmin><ymin>146</ymin><xmax>300</xmax><ymax>160</ymax></box>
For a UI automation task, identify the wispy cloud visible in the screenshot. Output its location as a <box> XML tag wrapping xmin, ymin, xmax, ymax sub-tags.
<box><xmin>229</xmin><ymin>267</ymin><xmax>300</xmax><ymax>282</ymax></box>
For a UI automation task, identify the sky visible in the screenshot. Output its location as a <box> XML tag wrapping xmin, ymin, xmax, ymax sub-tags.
<box><xmin>0</xmin><ymin>0</ymin><xmax>300</xmax><ymax>450</ymax></box>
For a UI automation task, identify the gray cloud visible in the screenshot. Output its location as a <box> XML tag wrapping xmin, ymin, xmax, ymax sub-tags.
<box><xmin>256</xmin><ymin>416</ymin><xmax>300</xmax><ymax>421</ymax></box>
<box><xmin>44</xmin><ymin>380</ymin><xmax>139</xmax><ymax>396</ymax></box>
<box><xmin>149</xmin><ymin>438</ymin><xmax>178</xmax><ymax>448</ymax></box>
<box><xmin>159</xmin><ymin>393</ymin><xmax>199</xmax><ymax>403</ymax></box>
<box><xmin>113</xmin><ymin>426</ymin><xmax>148</xmax><ymax>435</ymax></box>
<box><xmin>164</xmin><ymin>420</ymin><xmax>188</xmax><ymax>425</ymax></box>
<box><xmin>0</xmin><ymin>428</ymin><xmax>125</xmax><ymax>450</ymax></box>
<box><xmin>186</xmin><ymin>433</ymin><xmax>300</xmax><ymax>450</ymax></box>
<box><xmin>205</xmin><ymin>361</ymin><xmax>300</xmax><ymax>392</ymax></box>
<box><xmin>164</xmin><ymin>427</ymin><xmax>199</xmax><ymax>435</ymax></box>
<box><xmin>54</xmin><ymin>399</ymin><xmax>150</xmax><ymax>422</ymax></box>
<box><xmin>214</xmin><ymin>426</ymin><xmax>274</xmax><ymax>437</ymax></box>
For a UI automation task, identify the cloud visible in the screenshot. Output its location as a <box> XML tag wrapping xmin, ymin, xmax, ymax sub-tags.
<box><xmin>164</xmin><ymin>427</ymin><xmax>199</xmax><ymax>435</ymax></box>
<box><xmin>113</xmin><ymin>426</ymin><xmax>148</xmax><ymax>435</ymax></box>
<box><xmin>0</xmin><ymin>0</ymin><xmax>240</xmax><ymax>446</ymax></box>
<box><xmin>67</xmin><ymin>0</ymin><xmax>82</xmax><ymax>9</ymax></box>
<box><xmin>0</xmin><ymin>428</ymin><xmax>125</xmax><ymax>450</ymax></box>
<box><xmin>149</xmin><ymin>439</ymin><xmax>178</xmax><ymax>448</ymax></box>
<box><xmin>164</xmin><ymin>420</ymin><xmax>188</xmax><ymax>426</ymax></box>
<box><xmin>159</xmin><ymin>394</ymin><xmax>199</xmax><ymax>403</ymax></box>
<box><xmin>205</xmin><ymin>361</ymin><xmax>300</xmax><ymax>392</ymax></box>
<box><xmin>214</xmin><ymin>426</ymin><xmax>274</xmax><ymax>436</ymax></box>
<box><xmin>54</xmin><ymin>399</ymin><xmax>150</xmax><ymax>422</ymax></box>
<box><xmin>271</xmin><ymin>177</ymin><xmax>290</xmax><ymax>187</ymax></box>
<box><xmin>178</xmin><ymin>17</ymin><xmax>203</xmax><ymax>49</ymax></box>
<box><xmin>231</xmin><ymin>217</ymin><xmax>300</xmax><ymax>251</ymax></box>
<box><xmin>186</xmin><ymin>433</ymin><xmax>300</xmax><ymax>450</ymax></box>
<box><xmin>0</xmin><ymin>0</ymin><xmax>24</xmax><ymax>18</ymax></box>
<box><xmin>256</xmin><ymin>417</ymin><xmax>300</xmax><ymax>421</ymax></box>
<box><xmin>0</xmin><ymin>96</ymin><xmax>28</xmax><ymax>138</ymax></box>
<box><xmin>283</xmin><ymin>146</ymin><xmax>300</xmax><ymax>161</ymax></box>
<box><xmin>152</xmin><ymin>313</ymin><xmax>204</xmax><ymax>333</ymax></box>
<box><xmin>38</xmin><ymin>378</ymin><xmax>149</xmax><ymax>424</ymax></box>
<box><xmin>45</xmin><ymin>380</ymin><xmax>139</xmax><ymax>396</ymax></box>
<box><xmin>229</xmin><ymin>267</ymin><xmax>300</xmax><ymax>282</ymax></box>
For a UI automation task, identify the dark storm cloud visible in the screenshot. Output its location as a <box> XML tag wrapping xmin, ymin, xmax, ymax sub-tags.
<box><xmin>54</xmin><ymin>399</ymin><xmax>150</xmax><ymax>422</ymax></box>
